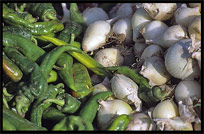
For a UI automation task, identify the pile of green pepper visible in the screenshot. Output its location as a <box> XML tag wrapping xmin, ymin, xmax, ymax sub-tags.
<box><xmin>2</xmin><ymin>3</ymin><xmax>171</xmax><ymax>131</ymax></box>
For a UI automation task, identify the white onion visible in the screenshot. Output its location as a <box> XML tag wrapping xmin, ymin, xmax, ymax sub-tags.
<box><xmin>175</xmin><ymin>80</ymin><xmax>201</xmax><ymax>103</ymax></box>
<box><xmin>143</xmin><ymin>3</ymin><xmax>177</xmax><ymax>21</ymax></box>
<box><xmin>131</xmin><ymin>8</ymin><xmax>152</xmax><ymax>42</ymax></box>
<box><xmin>174</xmin><ymin>4</ymin><xmax>200</xmax><ymax>28</ymax></box>
<box><xmin>153</xmin><ymin>25</ymin><xmax>188</xmax><ymax>49</ymax></box>
<box><xmin>188</xmin><ymin>16</ymin><xmax>201</xmax><ymax>40</ymax></box>
<box><xmin>112</xmin><ymin>18</ymin><xmax>132</xmax><ymax>43</ymax></box>
<box><xmin>153</xmin><ymin>100</ymin><xmax>179</xmax><ymax>119</ymax></box>
<box><xmin>92</xmin><ymin>83</ymin><xmax>110</xmax><ymax>96</ymax></box>
<box><xmin>97</xmin><ymin>99</ymin><xmax>132</xmax><ymax>130</ymax></box>
<box><xmin>126</xmin><ymin>113</ymin><xmax>153</xmax><ymax>130</ymax></box>
<box><xmin>140</xmin><ymin>56</ymin><xmax>171</xmax><ymax>86</ymax></box>
<box><xmin>111</xmin><ymin>74</ymin><xmax>142</xmax><ymax>111</ymax></box>
<box><xmin>94</xmin><ymin>48</ymin><xmax>124</xmax><ymax>67</ymax></box>
<box><xmin>133</xmin><ymin>42</ymin><xmax>148</xmax><ymax>57</ymax></box>
<box><xmin>189</xmin><ymin>3</ymin><xmax>201</xmax><ymax>12</ymax></box>
<box><xmin>116</xmin><ymin>3</ymin><xmax>134</xmax><ymax>19</ymax></box>
<box><xmin>140</xmin><ymin>20</ymin><xmax>168</xmax><ymax>44</ymax></box>
<box><xmin>140</xmin><ymin>44</ymin><xmax>163</xmax><ymax>61</ymax></box>
<box><xmin>192</xmin><ymin>51</ymin><xmax>201</xmax><ymax>70</ymax></box>
<box><xmin>61</xmin><ymin>3</ymin><xmax>70</xmax><ymax>24</ymax></box>
<box><xmin>83</xmin><ymin>7</ymin><xmax>109</xmax><ymax>26</ymax></box>
<box><xmin>165</xmin><ymin>39</ymin><xmax>200</xmax><ymax>80</ymax></box>
<box><xmin>82</xmin><ymin>20</ymin><xmax>111</xmax><ymax>52</ymax></box>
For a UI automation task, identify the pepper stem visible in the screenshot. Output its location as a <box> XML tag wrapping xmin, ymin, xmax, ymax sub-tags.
<box><xmin>43</xmin><ymin>99</ymin><xmax>65</xmax><ymax>106</ymax></box>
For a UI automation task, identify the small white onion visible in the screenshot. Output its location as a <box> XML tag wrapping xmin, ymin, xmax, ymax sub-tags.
<box><xmin>126</xmin><ymin>113</ymin><xmax>153</xmax><ymax>130</ymax></box>
<box><xmin>174</xmin><ymin>4</ymin><xmax>200</xmax><ymax>28</ymax></box>
<box><xmin>92</xmin><ymin>83</ymin><xmax>110</xmax><ymax>96</ymax></box>
<box><xmin>133</xmin><ymin>42</ymin><xmax>148</xmax><ymax>57</ymax></box>
<box><xmin>175</xmin><ymin>80</ymin><xmax>201</xmax><ymax>103</ymax></box>
<box><xmin>131</xmin><ymin>8</ymin><xmax>152</xmax><ymax>42</ymax></box>
<box><xmin>111</xmin><ymin>74</ymin><xmax>142</xmax><ymax>111</ymax></box>
<box><xmin>82</xmin><ymin>20</ymin><xmax>111</xmax><ymax>52</ymax></box>
<box><xmin>165</xmin><ymin>39</ymin><xmax>200</xmax><ymax>80</ymax></box>
<box><xmin>97</xmin><ymin>99</ymin><xmax>132</xmax><ymax>130</ymax></box>
<box><xmin>188</xmin><ymin>16</ymin><xmax>201</xmax><ymax>40</ymax></box>
<box><xmin>83</xmin><ymin>7</ymin><xmax>109</xmax><ymax>26</ymax></box>
<box><xmin>61</xmin><ymin>3</ymin><xmax>70</xmax><ymax>24</ymax></box>
<box><xmin>112</xmin><ymin>18</ymin><xmax>132</xmax><ymax>43</ymax></box>
<box><xmin>94</xmin><ymin>48</ymin><xmax>124</xmax><ymax>67</ymax></box>
<box><xmin>153</xmin><ymin>25</ymin><xmax>188</xmax><ymax>49</ymax></box>
<box><xmin>143</xmin><ymin>3</ymin><xmax>177</xmax><ymax>21</ymax></box>
<box><xmin>140</xmin><ymin>56</ymin><xmax>171</xmax><ymax>86</ymax></box>
<box><xmin>140</xmin><ymin>44</ymin><xmax>163</xmax><ymax>61</ymax></box>
<box><xmin>116</xmin><ymin>3</ymin><xmax>134</xmax><ymax>19</ymax></box>
<box><xmin>153</xmin><ymin>100</ymin><xmax>179</xmax><ymax>119</ymax></box>
<box><xmin>189</xmin><ymin>3</ymin><xmax>201</xmax><ymax>12</ymax></box>
<box><xmin>140</xmin><ymin>20</ymin><xmax>168</xmax><ymax>44</ymax></box>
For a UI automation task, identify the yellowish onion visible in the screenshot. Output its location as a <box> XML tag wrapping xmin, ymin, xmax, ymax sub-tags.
<box><xmin>188</xmin><ymin>15</ymin><xmax>201</xmax><ymax>40</ymax></box>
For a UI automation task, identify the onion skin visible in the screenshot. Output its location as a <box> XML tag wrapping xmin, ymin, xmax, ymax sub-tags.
<box><xmin>82</xmin><ymin>20</ymin><xmax>111</xmax><ymax>52</ymax></box>
<box><xmin>94</xmin><ymin>48</ymin><xmax>124</xmax><ymax>67</ymax></box>
<box><xmin>189</xmin><ymin>3</ymin><xmax>201</xmax><ymax>12</ymax></box>
<box><xmin>140</xmin><ymin>45</ymin><xmax>163</xmax><ymax>61</ymax></box>
<box><xmin>83</xmin><ymin>7</ymin><xmax>109</xmax><ymax>26</ymax></box>
<box><xmin>143</xmin><ymin>3</ymin><xmax>177</xmax><ymax>21</ymax></box>
<box><xmin>153</xmin><ymin>100</ymin><xmax>179</xmax><ymax>119</ymax></box>
<box><xmin>188</xmin><ymin>16</ymin><xmax>201</xmax><ymax>40</ymax></box>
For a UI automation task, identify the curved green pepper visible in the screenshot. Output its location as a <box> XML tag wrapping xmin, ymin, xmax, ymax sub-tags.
<box><xmin>47</xmin><ymin>70</ymin><xmax>58</xmax><ymax>83</ymax></box>
<box><xmin>43</xmin><ymin>107</ymin><xmax>66</xmax><ymax>122</ymax></box>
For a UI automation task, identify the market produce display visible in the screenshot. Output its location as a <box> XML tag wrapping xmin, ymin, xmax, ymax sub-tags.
<box><xmin>2</xmin><ymin>2</ymin><xmax>201</xmax><ymax>131</ymax></box>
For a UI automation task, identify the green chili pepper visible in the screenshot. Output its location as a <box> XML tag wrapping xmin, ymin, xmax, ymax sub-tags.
<box><xmin>30</xmin><ymin>83</ymin><xmax>64</xmax><ymax>126</ymax></box>
<box><xmin>108</xmin><ymin>114</ymin><xmax>132</xmax><ymax>131</ymax></box>
<box><xmin>47</xmin><ymin>70</ymin><xmax>58</xmax><ymax>83</ymax></box>
<box><xmin>43</xmin><ymin>92</ymin><xmax>81</xmax><ymax>114</ymax></box>
<box><xmin>3</xmin><ymin>52</ymin><xmax>23</xmax><ymax>82</ymax></box>
<box><xmin>3</xmin><ymin>32</ymin><xmax>45</xmax><ymax>62</ymax></box>
<box><xmin>3</xmin><ymin>117</ymin><xmax>16</xmax><ymax>131</ymax></box>
<box><xmin>39</xmin><ymin>35</ymin><xmax>111</xmax><ymax>78</ymax></box>
<box><xmin>8</xmin><ymin>3</ymin><xmax>26</xmax><ymax>13</ymax></box>
<box><xmin>70</xmin><ymin>3</ymin><xmax>85</xmax><ymax>28</ymax></box>
<box><xmin>3</xmin><ymin>106</ymin><xmax>47</xmax><ymax>131</ymax></box>
<box><xmin>43</xmin><ymin>107</ymin><xmax>66</xmax><ymax>121</ymax></box>
<box><xmin>71</xmin><ymin>63</ymin><xmax>93</xmax><ymax>99</ymax></box>
<box><xmin>25</xmin><ymin>3</ymin><xmax>56</xmax><ymax>21</ymax></box>
<box><xmin>79</xmin><ymin>91</ymin><xmax>113</xmax><ymax>123</ymax></box>
<box><xmin>52</xmin><ymin>115</ymin><xmax>93</xmax><ymax>131</ymax></box>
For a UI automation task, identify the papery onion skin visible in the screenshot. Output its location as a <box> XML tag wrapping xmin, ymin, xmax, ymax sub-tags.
<box><xmin>94</xmin><ymin>48</ymin><xmax>124</xmax><ymax>67</ymax></box>
<box><xmin>140</xmin><ymin>56</ymin><xmax>171</xmax><ymax>86</ymax></box>
<box><xmin>83</xmin><ymin>7</ymin><xmax>109</xmax><ymax>26</ymax></box>
<box><xmin>153</xmin><ymin>100</ymin><xmax>179</xmax><ymax>119</ymax></box>
<box><xmin>188</xmin><ymin>16</ymin><xmax>201</xmax><ymax>40</ymax></box>
<box><xmin>165</xmin><ymin>39</ymin><xmax>200</xmax><ymax>80</ymax></box>
<box><xmin>143</xmin><ymin>3</ymin><xmax>177</xmax><ymax>21</ymax></box>
<box><xmin>189</xmin><ymin>3</ymin><xmax>201</xmax><ymax>12</ymax></box>
<box><xmin>82</xmin><ymin>20</ymin><xmax>111</xmax><ymax>52</ymax></box>
<box><xmin>154</xmin><ymin>25</ymin><xmax>188</xmax><ymax>49</ymax></box>
<box><xmin>192</xmin><ymin>51</ymin><xmax>201</xmax><ymax>70</ymax></box>
<box><xmin>131</xmin><ymin>8</ymin><xmax>152</xmax><ymax>42</ymax></box>
<box><xmin>175</xmin><ymin>80</ymin><xmax>201</xmax><ymax>103</ymax></box>
<box><xmin>174</xmin><ymin>4</ymin><xmax>200</xmax><ymax>28</ymax></box>
<box><xmin>97</xmin><ymin>99</ymin><xmax>132</xmax><ymax>130</ymax></box>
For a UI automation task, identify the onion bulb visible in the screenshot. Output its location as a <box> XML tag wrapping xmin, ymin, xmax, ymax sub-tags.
<box><xmin>189</xmin><ymin>3</ymin><xmax>201</xmax><ymax>12</ymax></box>
<box><xmin>140</xmin><ymin>45</ymin><xmax>163</xmax><ymax>61</ymax></box>
<box><xmin>131</xmin><ymin>8</ymin><xmax>152</xmax><ymax>42</ymax></box>
<box><xmin>153</xmin><ymin>25</ymin><xmax>188</xmax><ymax>49</ymax></box>
<box><xmin>174</xmin><ymin>4</ymin><xmax>200</xmax><ymax>28</ymax></box>
<box><xmin>116</xmin><ymin>3</ymin><xmax>134</xmax><ymax>19</ymax></box>
<box><xmin>111</xmin><ymin>74</ymin><xmax>142</xmax><ymax>111</ymax></box>
<box><xmin>175</xmin><ymin>80</ymin><xmax>201</xmax><ymax>103</ymax></box>
<box><xmin>112</xmin><ymin>18</ymin><xmax>132</xmax><ymax>43</ymax></box>
<box><xmin>83</xmin><ymin>7</ymin><xmax>109</xmax><ymax>26</ymax></box>
<box><xmin>97</xmin><ymin>99</ymin><xmax>132</xmax><ymax>130</ymax></box>
<box><xmin>140</xmin><ymin>56</ymin><xmax>171</xmax><ymax>86</ymax></box>
<box><xmin>153</xmin><ymin>100</ymin><xmax>179</xmax><ymax>119</ymax></box>
<box><xmin>82</xmin><ymin>20</ymin><xmax>111</xmax><ymax>52</ymax></box>
<box><xmin>165</xmin><ymin>39</ymin><xmax>200</xmax><ymax>80</ymax></box>
<box><xmin>126</xmin><ymin>113</ymin><xmax>153</xmax><ymax>130</ymax></box>
<box><xmin>140</xmin><ymin>20</ymin><xmax>168</xmax><ymax>44</ymax></box>
<box><xmin>143</xmin><ymin>3</ymin><xmax>177</xmax><ymax>21</ymax></box>
<box><xmin>133</xmin><ymin>42</ymin><xmax>148</xmax><ymax>57</ymax></box>
<box><xmin>188</xmin><ymin>16</ymin><xmax>201</xmax><ymax>40</ymax></box>
<box><xmin>94</xmin><ymin>48</ymin><xmax>124</xmax><ymax>67</ymax></box>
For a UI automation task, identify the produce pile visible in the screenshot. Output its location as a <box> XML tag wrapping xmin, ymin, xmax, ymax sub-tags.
<box><xmin>2</xmin><ymin>3</ymin><xmax>201</xmax><ymax>131</ymax></box>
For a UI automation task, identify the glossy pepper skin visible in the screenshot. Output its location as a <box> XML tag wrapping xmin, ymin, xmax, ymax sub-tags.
<box><xmin>3</xmin><ymin>106</ymin><xmax>47</xmax><ymax>131</ymax></box>
<box><xmin>4</xmin><ymin>47</ymin><xmax>48</xmax><ymax>116</ymax></box>
<box><xmin>3</xmin><ymin>32</ymin><xmax>45</xmax><ymax>62</ymax></box>
<box><xmin>3</xmin><ymin>52</ymin><xmax>23</xmax><ymax>82</ymax></box>
<box><xmin>42</xmin><ymin>107</ymin><xmax>65</xmax><ymax>122</ymax></box>
<box><xmin>52</xmin><ymin>115</ymin><xmax>93</xmax><ymax>131</ymax></box>
<box><xmin>108</xmin><ymin>114</ymin><xmax>132</xmax><ymax>131</ymax></box>
<box><xmin>70</xmin><ymin>3</ymin><xmax>85</xmax><ymax>28</ymax></box>
<box><xmin>25</xmin><ymin>3</ymin><xmax>57</xmax><ymax>21</ymax></box>
<box><xmin>47</xmin><ymin>70</ymin><xmax>58</xmax><ymax>83</ymax></box>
